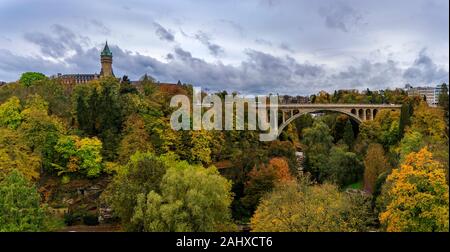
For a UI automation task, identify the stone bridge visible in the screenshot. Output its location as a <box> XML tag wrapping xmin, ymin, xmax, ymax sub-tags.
<box><xmin>271</xmin><ymin>104</ymin><xmax>402</xmax><ymax>137</ymax></box>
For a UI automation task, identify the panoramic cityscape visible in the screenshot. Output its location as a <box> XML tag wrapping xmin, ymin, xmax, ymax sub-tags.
<box><xmin>0</xmin><ymin>0</ymin><xmax>448</xmax><ymax>247</ymax></box>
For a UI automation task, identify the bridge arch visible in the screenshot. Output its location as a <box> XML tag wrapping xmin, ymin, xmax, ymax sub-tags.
<box><xmin>277</xmin><ymin>108</ymin><xmax>362</xmax><ymax>137</ymax></box>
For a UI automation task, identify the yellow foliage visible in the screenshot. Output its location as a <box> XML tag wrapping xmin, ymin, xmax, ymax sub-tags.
<box><xmin>379</xmin><ymin>148</ymin><xmax>449</xmax><ymax>232</ymax></box>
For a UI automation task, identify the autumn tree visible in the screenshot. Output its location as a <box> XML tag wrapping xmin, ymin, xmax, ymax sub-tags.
<box><xmin>363</xmin><ymin>143</ymin><xmax>390</xmax><ymax>193</ymax></box>
<box><xmin>241</xmin><ymin>157</ymin><xmax>294</xmax><ymax>213</ymax></box>
<box><xmin>18</xmin><ymin>95</ymin><xmax>65</xmax><ymax>170</ymax></box>
<box><xmin>188</xmin><ymin>130</ymin><xmax>212</xmax><ymax>165</ymax></box>
<box><xmin>251</xmin><ymin>176</ymin><xmax>374</xmax><ymax>232</ymax></box>
<box><xmin>0</xmin><ymin>128</ymin><xmax>41</xmax><ymax>181</ymax></box>
<box><xmin>130</xmin><ymin>160</ymin><xmax>235</xmax><ymax>232</ymax></box>
<box><xmin>359</xmin><ymin>109</ymin><xmax>401</xmax><ymax>148</ymax></box>
<box><xmin>378</xmin><ymin>148</ymin><xmax>449</xmax><ymax>232</ymax></box>
<box><xmin>52</xmin><ymin>135</ymin><xmax>103</xmax><ymax>178</ymax></box>
<box><xmin>0</xmin><ymin>96</ymin><xmax>22</xmax><ymax>129</ymax></box>
<box><xmin>117</xmin><ymin>114</ymin><xmax>153</xmax><ymax>163</ymax></box>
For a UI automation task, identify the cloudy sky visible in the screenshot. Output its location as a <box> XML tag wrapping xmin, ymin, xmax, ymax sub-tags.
<box><xmin>0</xmin><ymin>0</ymin><xmax>448</xmax><ymax>95</ymax></box>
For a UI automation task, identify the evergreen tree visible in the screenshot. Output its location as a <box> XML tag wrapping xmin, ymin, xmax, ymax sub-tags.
<box><xmin>342</xmin><ymin>119</ymin><xmax>355</xmax><ymax>147</ymax></box>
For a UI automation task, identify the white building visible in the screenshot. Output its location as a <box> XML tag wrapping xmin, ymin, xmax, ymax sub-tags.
<box><xmin>404</xmin><ymin>84</ymin><xmax>445</xmax><ymax>106</ymax></box>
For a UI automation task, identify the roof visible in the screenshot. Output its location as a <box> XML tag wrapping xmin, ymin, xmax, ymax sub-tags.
<box><xmin>101</xmin><ymin>41</ymin><xmax>112</xmax><ymax>57</ymax></box>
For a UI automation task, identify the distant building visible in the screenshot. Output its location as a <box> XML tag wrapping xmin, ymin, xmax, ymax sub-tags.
<box><xmin>53</xmin><ymin>42</ymin><xmax>114</xmax><ymax>84</ymax></box>
<box><xmin>50</xmin><ymin>42</ymin><xmax>185</xmax><ymax>94</ymax></box>
<box><xmin>279</xmin><ymin>95</ymin><xmax>310</xmax><ymax>104</ymax></box>
<box><xmin>404</xmin><ymin>84</ymin><xmax>444</xmax><ymax>106</ymax></box>
<box><xmin>0</xmin><ymin>81</ymin><xmax>6</xmax><ymax>86</ymax></box>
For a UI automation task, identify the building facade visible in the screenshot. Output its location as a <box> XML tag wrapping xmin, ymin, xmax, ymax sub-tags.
<box><xmin>54</xmin><ymin>42</ymin><xmax>114</xmax><ymax>84</ymax></box>
<box><xmin>404</xmin><ymin>84</ymin><xmax>445</xmax><ymax>106</ymax></box>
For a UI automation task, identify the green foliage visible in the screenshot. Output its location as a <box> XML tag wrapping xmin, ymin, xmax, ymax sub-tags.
<box><xmin>399</xmin><ymin>102</ymin><xmax>413</xmax><ymax>137</ymax></box>
<box><xmin>342</xmin><ymin>119</ymin><xmax>355</xmax><ymax>147</ymax></box>
<box><xmin>187</xmin><ymin>130</ymin><xmax>212</xmax><ymax>165</ymax></box>
<box><xmin>73</xmin><ymin>77</ymin><xmax>123</xmax><ymax>160</ymax></box>
<box><xmin>0</xmin><ymin>96</ymin><xmax>23</xmax><ymax>129</ymax></box>
<box><xmin>18</xmin><ymin>95</ymin><xmax>65</xmax><ymax>170</ymax></box>
<box><xmin>359</xmin><ymin>109</ymin><xmax>401</xmax><ymax>148</ymax></box>
<box><xmin>397</xmin><ymin>131</ymin><xmax>424</xmax><ymax>161</ymax></box>
<box><xmin>19</xmin><ymin>72</ymin><xmax>47</xmax><ymax>87</ymax></box>
<box><xmin>0</xmin><ymin>170</ymin><xmax>50</xmax><ymax>231</ymax></box>
<box><xmin>53</xmin><ymin>135</ymin><xmax>103</xmax><ymax>178</ymax></box>
<box><xmin>327</xmin><ymin>146</ymin><xmax>364</xmax><ymax>187</ymax></box>
<box><xmin>438</xmin><ymin>83</ymin><xmax>448</xmax><ymax>116</ymax></box>
<box><xmin>102</xmin><ymin>152</ymin><xmax>168</xmax><ymax>231</ymax></box>
<box><xmin>105</xmin><ymin>152</ymin><xmax>235</xmax><ymax>232</ymax></box>
<box><xmin>302</xmin><ymin>120</ymin><xmax>334</xmax><ymax>181</ymax></box>
<box><xmin>131</xmin><ymin>161</ymin><xmax>235</xmax><ymax>232</ymax></box>
<box><xmin>294</xmin><ymin>113</ymin><xmax>314</xmax><ymax>139</ymax></box>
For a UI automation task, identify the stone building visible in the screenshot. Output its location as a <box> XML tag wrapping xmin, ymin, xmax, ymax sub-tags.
<box><xmin>54</xmin><ymin>42</ymin><xmax>114</xmax><ymax>84</ymax></box>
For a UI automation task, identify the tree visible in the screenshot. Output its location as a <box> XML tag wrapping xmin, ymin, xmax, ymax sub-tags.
<box><xmin>327</xmin><ymin>146</ymin><xmax>364</xmax><ymax>187</ymax></box>
<box><xmin>102</xmin><ymin>152</ymin><xmax>168</xmax><ymax>231</ymax></box>
<box><xmin>53</xmin><ymin>135</ymin><xmax>103</xmax><ymax>178</ymax></box>
<box><xmin>363</xmin><ymin>143</ymin><xmax>390</xmax><ymax>193</ymax></box>
<box><xmin>0</xmin><ymin>96</ymin><xmax>22</xmax><ymax>129</ymax></box>
<box><xmin>342</xmin><ymin>119</ymin><xmax>355</xmax><ymax>147</ymax></box>
<box><xmin>379</xmin><ymin>148</ymin><xmax>449</xmax><ymax>232</ymax></box>
<box><xmin>120</xmin><ymin>75</ymin><xmax>138</xmax><ymax>94</ymax></box>
<box><xmin>359</xmin><ymin>109</ymin><xmax>401</xmax><ymax>148</ymax></box>
<box><xmin>131</xmin><ymin>161</ymin><xmax>234</xmax><ymax>232</ymax></box>
<box><xmin>250</xmin><ymin>177</ymin><xmax>374</xmax><ymax>232</ymax></box>
<box><xmin>19</xmin><ymin>72</ymin><xmax>47</xmax><ymax>87</ymax></box>
<box><xmin>73</xmin><ymin>77</ymin><xmax>123</xmax><ymax>160</ymax></box>
<box><xmin>18</xmin><ymin>95</ymin><xmax>65</xmax><ymax>170</ymax></box>
<box><xmin>294</xmin><ymin>113</ymin><xmax>313</xmax><ymax>139</ymax></box>
<box><xmin>302</xmin><ymin>121</ymin><xmax>334</xmax><ymax>181</ymax></box>
<box><xmin>397</xmin><ymin>130</ymin><xmax>424</xmax><ymax>161</ymax></box>
<box><xmin>117</xmin><ymin>114</ymin><xmax>153</xmax><ymax>163</ymax></box>
<box><xmin>0</xmin><ymin>170</ymin><xmax>48</xmax><ymax>231</ymax></box>
<box><xmin>0</xmin><ymin>128</ymin><xmax>41</xmax><ymax>181</ymax></box>
<box><xmin>399</xmin><ymin>102</ymin><xmax>413</xmax><ymax>137</ymax></box>
<box><xmin>241</xmin><ymin>157</ymin><xmax>294</xmax><ymax>214</ymax></box>
<box><xmin>188</xmin><ymin>130</ymin><xmax>212</xmax><ymax>165</ymax></box>
<box><xmin>410</xmin><ymin>102</ymin><xmax>447</xmax><ymax>144</ymax></box>
<box><xmin>241</xmin><ymin>163</ymin><xmax>276</xmax><ymax>214</ymax></box>
<box><xmin>438</xmin><ymin>83</ymin><xmax>448</xmax><ymax>126</ymax></box>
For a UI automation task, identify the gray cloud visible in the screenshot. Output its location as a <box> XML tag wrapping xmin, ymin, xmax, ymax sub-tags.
<box><xmin>318</xmin><ymin>1</ymin><xmax>365</xmax><ymax>32</ymax></box>
<box><xmin>24</xmin><ymin>24</ymin><xmax>86</xmax><ymax>58</ymax></box>
<box><xmin>153</xmin><ymin>22</ymin><xmax>175</xmax><ymax>42</ymax></box>
<box><xmin>194</xmin><ymin>31</ymin><xmax>224</xmax><ymax>57</ymax></box>
<box><xmin>1</xmin><ymin>38</ymin><xmax>448</xmax><ymax>95</ymax></box>
<box><xmin>403</xmin><ymin>48</ymin><xmax>449</xmax><ymax>84</ymax></box>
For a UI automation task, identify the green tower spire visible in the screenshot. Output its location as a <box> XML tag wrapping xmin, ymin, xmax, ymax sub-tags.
<box><xmin>101</xmin><ymin>41</ymin><xmax>112</xmax><ymax>57</ymax></box>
